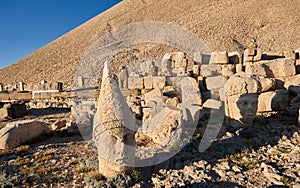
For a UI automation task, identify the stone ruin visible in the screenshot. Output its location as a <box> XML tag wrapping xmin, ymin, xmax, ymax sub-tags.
<box><xmin>94</xmin><ymin>62</ymin><xmax>137</xmax><ymax>177</ymax></box>
<box><xmin>92</xmin><ymin>45</ymin><xmax>300</xmax><ymax>177</ymax></box>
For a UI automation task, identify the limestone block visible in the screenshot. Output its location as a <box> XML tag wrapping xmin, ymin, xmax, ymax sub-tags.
<box><xmin>284</xmin><ymin>75</ymin><xmax>300</xmax><ymax>89</ymax></box>
<box><xmin>209</xmin><ymin>51</ymin><xmax>229</xmax><ymax>64</ymax></box>
<box><xmin>0</xmin><ymin>120</ymin><xmax>50</xmax><ymax>149</ymax></box>
<box><xmin>0</xmin><ymin>94</ymin><xmax>9</xmax><ymax>101</ymax></box>
<box><xmin>177</xmin><ymin>67</ymin><xmax>187</xmax><ymax>76</ymax></box>
<box><xmin>166</xmin><ymin>77</ymin><xmax>180</xmax><ymax>86</ymax></box>
<box><xmin>193</xmin><ymin>65</ymin><xmax>200</xmax><ymax>77</ymax></box>
<box><xmin>144</xmin><ymin>88</ymin><xmax>163</xmax><ymax>105</ymax></box>
<box><xmin>235</xmin><ymin>64</ymin><xmax>243</xmax><ymax>73</ymax></box>
<box><xmin>203</xmin><ymin>99</ymin><xmax>222</xmax><ymax>109</ymax></box>
<box><xmin>193</xmin><ymin>52</ymin><xmax>202</xmax><ymax>65</ymax></box>
<box><xmin>243</xmin><ymin>48</ymin><xmax>254</xmax><ymax>63</ymax></box>
<box><xmin>257</xmin><ymin>90</ymin><xmax>290</xmax><ymax>112</ymax></box>
<box><xmin>200</xmin><ymin>64</ymin><xmax>222</xmax><ymax>77</ymax></box>
<box><xmin>247</xmin><ymin>58</ymin><xmax>296</xmax><ymax>78</ymax></box>
<box><xmin>152</xmin><ymin>77</ymin><xmax>166</xmax><ymax>89</ymax></box>
<box><xmin>142</xmin><ymin>107</ymin><xmax>181</xmax><ymax>145</ymax></box>
<box><xmin>253</xmin><ymin>48</ymin><xmax>262</xmax><ymax>62</ymax></box>
<box><xmin>144</xmin><ymin>76</ymin><xmax>153</xmax><ymax>89</ymax></box>
<box><xmin>128</xmin><ymin>77</ymin><xmax>144</xmax><ymax>90</ymax></box>
<box><xmin>221</xmin><ymin>65</ymin><xmax>236</xmax><ymax>77</ymax></box>
<box><xmin>8</xmin><ymin>93</ymin><xmax>32</xmax><ymax>100</ymax></box>
<box><xmin>198</xmin><ymin>76</ymin><xmax>206</xmax><ymax>92</ymax></box>
<box><xmin>0</xmin><ymin>103</ymin><xmax>9</xmax><ymax>120</ymax></box>
<box><xmin>225</xmin><ymin>75</ymin><xmax>260</xmax><ymax>97</ymax></box>
<box><xmin>205</xmin><ymin>76</ymin><xmax>225</xmax><ymax>91</ymax></box>
<box><xmin>256</xmin><ymin>77</ymin><xmax>276</xmax><ymax>92</ymax></box>
<box><xmin>197</xmin><ymin>54</ymin><xmax>208</xmax><ymax>65</ymax></box>
<box><xmin>178</xmin><ymin>77</ymin><xmax>202</xmax><ymax>105</ymax></box>
<box><xmin>219</xmin><ymin>88</ymin><xmax>226</xmax><ymax>101</ymax></box>
<box><xmin>142</xmin><ymin>98</ymin><xmax>165</xmax><ymax>122</ymax></box>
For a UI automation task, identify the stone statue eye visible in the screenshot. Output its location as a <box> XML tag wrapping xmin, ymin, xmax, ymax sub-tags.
<box><xmin>111</xmin><ymin>135</ymin><xmax>118</xmax><ymax>142</ymax></box>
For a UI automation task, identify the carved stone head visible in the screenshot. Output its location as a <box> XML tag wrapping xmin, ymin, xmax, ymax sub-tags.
<box><xmin>225</xmin><ymin>74</ymin><xmax>260</xmax><ymax>127</ymax></box>
<box><xmin>94</xmin><ymin>62</ymin><xmax>137</xmax><ymax>177</ymax></box>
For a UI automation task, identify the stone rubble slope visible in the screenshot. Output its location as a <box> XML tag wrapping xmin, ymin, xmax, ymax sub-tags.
<box><xmin>0</xmin><ymin>0</ymin><xmax>299</xmax><ymax>87</ymax></box>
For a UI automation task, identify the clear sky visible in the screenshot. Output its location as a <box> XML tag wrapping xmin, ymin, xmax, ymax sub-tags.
<box><xmin>0</xmin><ymin>0</ymin><xmax>121</xmax><ymax>69</ymax></box>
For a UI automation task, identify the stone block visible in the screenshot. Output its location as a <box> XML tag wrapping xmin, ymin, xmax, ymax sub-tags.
<box><xmin>144</xmin><ymin>76</ymin><xmax>153</xmax><ymax>89</ymax></box>
<box><xmin>235</xmin><ymin>64</ymin><xmax>244</xmax><ymax>73</ymax></box>
<box><xmin>178</xmin><ymin>77</ymin><xmax>202</xmax><ymax>105</ymax></box>
<box><xmin>0</xmin><ymin>94</ymin><xmax>9</xmax><ymax>101</ymax></box>
<box><xmin>284</xmin><ymin>75</ymin><xmax>300</xmax><ymax>89</ymax></box>
<box><xmin>142</xmin><ymin>107</ymin><xmax>181</xmax><ymax>146</ymax></box>
<box><xmin>243</xmin><ymin>48</ymin><xmax>254</xmax><ymax>63</ymax></box>
<box><xmin>209</xmin><ymin>51</ymin><xmax>229</xmax><ymax>64</ymax></box>
<box><xmin>257</xmin><ymin>90</ymin><xmax>290</xmax><ymax>112</ymax></box>
<box><xmin>193</xmin><ymin>52</ymin><xmax>202</xmax><ymax>65</ymax></box>
<box><xmin>144</xmin><ymin>88</ymin><xmax>163</xmax><ymax>105</ymax></box>
<box><xmin>128</xmin><ymin>77</ymin><xmax>144</xmax><ymax>90</ymax></box>
<box><xmin>200</xmin><ymin>64</ymin><xmax>222</xmax><ymax>77</ymax></box>
<box><xmin>193</xmin><ymin>65</ymin><xmax>200</xmax><ymax>77</ymax></box>
<box><xmin>203</xmin><ymin>99</ymin><xmax>222</xmax><ymax>109</ymax></box>
<box><xmin>256</xmin><ymin>77</ymin><xmax>276</xmax><ymax>92</ymax></box>
<box><xmin>205</xmin><ymin>76</ymin><xmax>225</xmax><ymax>91</ymax></box>
<box><xmin>152</xmin><ymin>77</ymin><xmax>166</xmax><ymax>89</ymax></box>
<box><xmin>246</xmin><ymin>58</ymin><xmax>296</xmax><ymax>78</ymax></box>
<box><xmin>0</xmin><ymin>120</ymin><xmax>50</xmax><ymax>149</ymax></box>
<box><xmin>221</xmin><ymin>64</ymin><xmax>236</xmax><ymax>77</ymax></box>
<box><xmin>198</xmin><ymin>76</ymin><xmax>206</xmax><ymax>92</ymax></box>
<box><xmin>9</xmin><ymin>93</ymin><xmax>32</xmax><ymax>100</ymax></box>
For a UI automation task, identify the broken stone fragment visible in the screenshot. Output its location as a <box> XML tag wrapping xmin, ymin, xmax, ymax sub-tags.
<box><xmin>0</xmin><ymin>120</ymin><xmax>50</xmax><ymax>149</ymax></box>
<box><xmin>205</xmin><ymin>76</ymin><xmax>225</xmax><ymax>91</ymax></box>
<box><xmin>177</xmin><ymin>77</ymin><xmax>202</xmax><ymax>105</ymax></box>
<box><xmin>246</xmin><ymin>58</ymin><xmax>296</xmax><ymax>78</ymax></box>
<box><xmin>142</xmin><ymin>107</ymin><xmax>181</xmax><ymax>146</ymax></box>
<box><xmin>209</xmin><ymin>51</ymin><xmax>229</xmax><ymax>64</ymax></box>
<box><xmin>257</xmin><ymin>90</ymin><xmax>290</xmax><ymax>112</ymax></box>
<box><xmin>203</xmin><ymin>99</ymin><xmax>222</xmax><ymax>110</ymax></box>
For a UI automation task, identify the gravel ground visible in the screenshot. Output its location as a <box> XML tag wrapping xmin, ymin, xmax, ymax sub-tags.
<box><xmin>0</xmin><ymin>112</ymin><xmax>299</xmax><ymax>187</ymax></box>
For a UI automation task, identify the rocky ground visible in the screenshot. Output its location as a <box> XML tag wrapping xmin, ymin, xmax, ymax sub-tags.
<box><xmin>0</xmin><ymin>110</ymin><xmax>299</xmax><ymax>187</ymax></box>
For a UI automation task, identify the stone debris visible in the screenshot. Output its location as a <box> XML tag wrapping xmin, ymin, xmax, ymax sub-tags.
<box><xmin>0</xmin><ymin>120</ymin><xmax>50</xmax><ymax>149</ymax></box>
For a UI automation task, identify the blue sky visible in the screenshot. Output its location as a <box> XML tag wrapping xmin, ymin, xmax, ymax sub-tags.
<box><xmin>0</xmin><ymin>0</ymin><xmax>121</xmax><ymax>69</ymax></box>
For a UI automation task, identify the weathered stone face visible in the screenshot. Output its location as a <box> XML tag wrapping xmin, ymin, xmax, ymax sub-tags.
<box><xmin>225</xmin><ymin>74</ymin><xmax>260</xmax><ymax>127</ymax></box>
<box><xmin>94</xmin><ymin>122</ymin><xmax>136</xmax><ymax>177</ymax></box>
<box><xmin>227</xmin><ymin>94</ymin><xmax>258</xmax><ymax>127</ymax></box>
